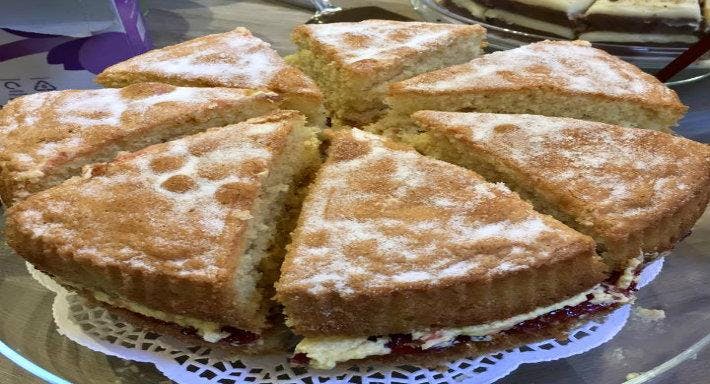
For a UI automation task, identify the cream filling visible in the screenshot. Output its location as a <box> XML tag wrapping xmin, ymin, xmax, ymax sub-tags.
<box><xmin>295</xmin><ymin>337</ymin><xmax>391</xmax><ymax>370</ymax></box>
<box><xmin>90</xmin><ymin>291</ymin><xmax>232</xmax><ymax>343</ymax></box>
<box><xmin>451</xmin><ymin>0</ymin><xmax>487</xmax><ymax>19</ymax></box>
<box><xmin>27</xmin><ymin>264</ymin><xmax>258</xmax><ymax>344</ymax></box>
<box><xmin>296</xmin><ymin>257</ymin><xmax>642</xmax><ymax>370</ymax></box>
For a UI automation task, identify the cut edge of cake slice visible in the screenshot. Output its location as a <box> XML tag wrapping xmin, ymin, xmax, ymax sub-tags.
<box><xmin>94</xmin><ymin>27</ymin><xmax>326</xmax><ymax>125</ymax></box>
<box><xmin>6</xmin><ymin>110</ymin><xmax>321</xmax><ymax>351</ymax></box>
<box><xmin>409</xmin><ymin>110</ymin><xmax>710</xmax><ymax>271</ymax></box>
<box><xmin>373</xmin><ymin>40</ymin><xmax>686</xmax><ymax>135</ymax></box>
<box><xmin>0</xmin><ymin>82</ymin><xmax>280</xmax><ymax>206</ymax></box>
<box><xmin>275</xmin><ymin>128</ymin><xmax>615</xmax><ymax>369</ymax></box>
<box><xmin>287</xmin><ymin>20</ymin><xmax>486</xmax><ymax>126</ymax></box>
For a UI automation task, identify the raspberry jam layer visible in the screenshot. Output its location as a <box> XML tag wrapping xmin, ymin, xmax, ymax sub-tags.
<box><xmin>291</xmin><ymin>264</ymin><xmax>642</xmax><ymax>367</ymax></box>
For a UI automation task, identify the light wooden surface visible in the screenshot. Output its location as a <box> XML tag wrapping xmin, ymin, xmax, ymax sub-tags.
<box><xmin>0</xmin><ymin>1</ymin><xmax>708</xmax><ymax>383</ymax></box>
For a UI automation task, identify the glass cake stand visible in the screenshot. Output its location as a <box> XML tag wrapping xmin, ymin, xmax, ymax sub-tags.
<box><xmin>411</xmin><ymin>0</ymin><xmax>710</xmax><ymax>84</ymax></box>
<box><xmin>0</xmin><ymin>1</ymin><xmax>709</xmax><ymax>383</ymax></box>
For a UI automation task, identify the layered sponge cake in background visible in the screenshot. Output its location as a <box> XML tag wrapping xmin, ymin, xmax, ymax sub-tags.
<box><xmin>288</xmin><ymin>20</ymin><xmax>486</xmax><ymax>126</ymax></box>
<box><xmin>276</xmin><ymin>129</ymin><xmax>613</xmax><ymax>369</ymax></box>
<box><xmin>0</xmin><ymin>83</ymin><xmax>279</xmax><ymax>206</ymax></box>
<box><xmin>475</xmin><ymin>0</ymin><xmax>596</xmax><ymax>38</ymax></box>
<box><xmin>448</xmin><ymin>0</ymin><xmax>705</xmax><ymax>43</ymax></box>
<box><xmin>95</xmin><ymin>27</ymin><xmax>325</xmax><ymax>125</ymax></box>
<box><xmin>580</xmin><ymin>0</ymin><xmax>703</xmax><ymax>44</ymax></box>
<box><xmin>372</xmin><ymin>40</ymin><xmax>686</xmax><ymax>137</ymax></box>
<box><xmin>410</xmin><ymin>111</ymin><xmax>710</xmax><ymax>271</ymax></box>
<box><xmin>6</xmin><ymin>111</ymin><xmax>321</xmax><ymax>353</ymax></box>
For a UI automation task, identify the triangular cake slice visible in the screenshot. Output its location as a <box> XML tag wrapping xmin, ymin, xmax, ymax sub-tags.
<box><xmin>95</xmin><ymin>27</ymin><xmax>325</xmax><ymax>124</ymax></box>
<box><xmin>288</xmin><ymin>20</ymin><xmax>486</xmax><ymax>125</ymax></box>
<box><xmin>375</xmin><ymin>40</ymin><xmax>685</xmax><ymax>134</ymax></box>
<box><xmin>0</xmin><ymin>82</ymin><xmax>279</xmax><ymax>205</ymax></box>
<box><xmin>6</xmin><ymin>111</ymin><xmax>321</xmax><ymax>352</ymax></box>
<box><xmin>411</xmin><ymin>111</ymin><xmax>710</xmax><ymax>271</ymax></box>
<box><xmin>276</xmin><ymin>128</ymin><xmax>611</xmax><ymax>369</ymax></box>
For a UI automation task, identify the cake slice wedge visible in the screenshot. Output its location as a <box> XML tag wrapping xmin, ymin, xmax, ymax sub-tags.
<box><xmin>374</xmin><ymin>40</ymin><xmax>686</xmax><ymax>135</ymax></box>
<box><xmin>580</xmin><ymin>0</ymin><xmax>702</xmax><ymax>44</ymax></box>
<box><xmin>288</xmin><ymin>20</ymin><xmax>486</xmax><ymax>126</ymax></box>
<box><xmin>275</xmin><ymin>128</ymin><xmax>614</xmax><ymax>369</ymax></box>
<box><xmin>6</xmin><ymin>111</ymin><xmax>321</xmax><ymax>352</ymax></box>
<box><xmin>410</xmin><ymin>111</ymin><xmax>710</xmax><ymax>271</ymax></box>
<box><xmin>95</xmin><ymin>27</ymin><xmax>325</xmax><ymax>124</ymax></box>
<box><xmin>0</xmin><ymin>82</ymin><xmax>279</xmax><ymax>206</ymax></box>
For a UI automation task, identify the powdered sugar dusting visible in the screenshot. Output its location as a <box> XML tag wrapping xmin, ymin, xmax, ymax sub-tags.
<box><xmin>285</xmin><ymin>129</ymin><xmax>579</xmax><ymax>296</ymax></box>
<box><xmin>418</xmin><ymin>111</ymin><xmax>708</xmax><ymax>223</ymax></box>
<box><xmin>13</xmin><ymin>117</ymin><xmax>289</xmax><ymax>277</ymax></box>
<box><xmin>400</xmin><ymin>40</ymin><xmax>669</xmax><ymax>99</ymax></box>
<box><xmin>128</xmin><ymin>131</ymin><xmax>274</xmax><ymax>237</ymax></box>
<box><xmin>303</xmin><ymin>20</ymin><xmax>475</xmax><ymax>66</ymax></box>
<box><xmin>118</xmin><ymin>28</ymin><xmax>282</xmax><ymax>88</ymax></box>
<box><xmin>0</xmin><ymin>92</ymin><xmax>55</xmax><ymax>136</ymax></box>
<box><xmin>58</xmin><ymin>89</ymin><xmax>127</xmax><ymax>127</ymax></box>
<box><xmin>0</xmin><ymin>85</ymin><xmax>262</xmax><ymax>172</ymax></box>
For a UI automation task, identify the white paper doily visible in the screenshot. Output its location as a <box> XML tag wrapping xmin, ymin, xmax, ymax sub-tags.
<box><xmin>29</xmin><ymin>257</ymin><xmax>664</xmax><ymax>384</ymax></box>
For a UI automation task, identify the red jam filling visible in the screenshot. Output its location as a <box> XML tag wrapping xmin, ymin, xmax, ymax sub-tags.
<box><xmin>178</xmin><ymin>325</ymin><xmax>260</xmax><ymax>345</ymax></box>
<box><xmin>220</xmin><ymin>326</ymin><xmax>260</xmax><ymax>345</ymax></box>
<box><xmin>291</xmin><ymin>352</ymin><xmax>310</xmax><ymax>365</ymax></box>
<box><xmin>291</xmin><ymin>268</ymin><xmax>642</xmax><ymax>365</ymax></box>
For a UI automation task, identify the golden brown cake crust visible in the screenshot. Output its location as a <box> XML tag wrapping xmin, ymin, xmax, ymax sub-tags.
<box><xmin>276</xmin><ymin>129</ymin><xmax>606</xmax><ymax>337</ymax></box>
<box><xmin>291</xmin><ymin>20</ymin><xmax>486</xmax><ymax>78</ymax></box>
<box><xmin>412</xmin><ymin>111</ymin><xmax>710</xmax><ymax>270</ymax></box>
<box><xmin>0</xmin><ymin>83</ymin><xmax>279</xmax><ymax>205</ymax></box>
<box><xmin>95</xmin><ymin>27</ymin><xmax>322</xmax><ymax>106</ymax></box>
<box><xmin>5</xmin><ymin>111</ymin><xmax>305</xmax><ymax>332</ymax></box>
<box><xmin>339</xmin><ymin>305</ymin><xmax>617</xmax><ymax>369</ymax></box>
<box><xmin>388</xmin><ymin>40</ymin><xmax>685</xmax><ymax>115</ymax></box>
<box><xmin>79</xmin><ymin>293</ymin><xmax>297</xmax><ymax>354</ymax></box>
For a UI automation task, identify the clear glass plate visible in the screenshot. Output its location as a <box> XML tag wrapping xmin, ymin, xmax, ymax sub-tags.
<box><xmin>411</xmin><ymin>0</ymin><xmax>710</xmax><ymax>83</ymax></box>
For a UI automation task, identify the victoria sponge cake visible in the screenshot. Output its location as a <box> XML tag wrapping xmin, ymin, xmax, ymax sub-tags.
<box><xmin>411</xmin><ymin>111</ymin><xmax>710</xmax><ymax>271</ymax></box>
<box><xmin>275</xmin><ymin>128</ymin><xmax>612</xmax><ymax>369</ymax></box>
<box><xmin>0</xmin><ymin>83</ymin><xmax>279</xmax><ymax>205</ymax></box>
<box><xmin>373</xmin><ymin>40</ymin><xmax>685</xmax><ymax>137</ymax></box>
<box><xmin>95</xmin><ymin>27</ymin><xmax>325</xmax><ymax>124</ymax></box>
<box><xmin>6</xmin><ymin>111</ymin><xmax>321</xmax><ymax>352</ymax></box>
<box><xmin>288</xmin><ymin>20</ymin><xmax>486</xmax><ymax>126</ymax></box>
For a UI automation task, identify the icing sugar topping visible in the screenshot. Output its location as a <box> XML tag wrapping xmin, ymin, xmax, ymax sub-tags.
<box><xmin>302</xmin><ymin>20</ymin><xmax>476</xmax><ymax>65</ymax></box>
<box><xmin>287</xmin><ymin>129</ymin><xmax>579</xmax><ymax>296</ymax></box>
<box><xmin>119</xmin><ymin>28</ymin><xmax>283</xmax><ymax>88</ymax></box>
<box><xmin>57</xmin><ymin>86</ymin><xmax>235</xmax><ymax>128</ymax></box>
<box><xmin>417</xmin><ymin>112</ymin><xmax>708</xmax><ymax>222</ymax></box>
<box><xmin>15</xmin><ymin>117</ymin><xmax>289</xmax><ymax>276</ymax></box>
<box><xmin>130</xmin><ymin>130</ymin><xmax>273</xmax><ymax>237</ymax></box>
<box><xmin>398</xmin><ymin>40</ymin><xmax>671</xmax><ymax>99</ymax></box>
<box><xmin>0</xmin><ymin>85</ymin><xmax>261</xmax><ymax>168</ymax></box>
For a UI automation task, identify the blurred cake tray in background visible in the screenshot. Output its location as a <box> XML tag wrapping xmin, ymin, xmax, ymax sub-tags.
<box><xmin>412</xmin><ymin>0</ymin><xmax>710</xmax><ymax>83</ymax></box>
